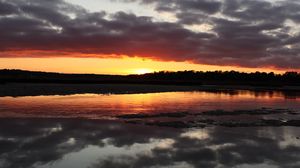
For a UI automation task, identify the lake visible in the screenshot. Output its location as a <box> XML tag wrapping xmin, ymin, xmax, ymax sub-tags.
<box><xmin>1</xmin><ymin>89</ymin><xmax>300</xmax><ymax>119</ymax></box>
<box><xmin>0</xmin><ymin>84</ymin><xmax>300</xmax><ymax>168</ymax></box>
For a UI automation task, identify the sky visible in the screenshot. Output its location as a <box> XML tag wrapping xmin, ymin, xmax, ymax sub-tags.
<box><xmin>0</xmin><ymin>0</ymin><xmax>300</xmax><ymax>74</ymax></box>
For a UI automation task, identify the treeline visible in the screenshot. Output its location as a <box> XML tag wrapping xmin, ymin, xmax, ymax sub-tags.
<box><xmin>0</xmin><ymin>69</ymin><xmax>128</xmax><ymax>84</ymax></box>
<box><xmin>1</xmin><ymin>69</ymin><xmax>300</xmax><ymax>86</ymax></box>
<box><xmin>130</xmin><ymin>70</ymin><xmax>300</xmax><ymax>86</ymax></box>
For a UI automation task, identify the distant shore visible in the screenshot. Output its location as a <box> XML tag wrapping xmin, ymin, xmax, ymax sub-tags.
<box><xmin>1</xmin><ymin>69</ymin><xmax>300</xmax><ymax>86</ymax></box>
<box><xmin>1</xmin><ymin>83</ymin><xmax>300</xmax><ymax>97</ymax></box>
<box><xmin>1</xmin><ymin>69</ymin><xmax>300</xmax><ymax>97</ymax></box>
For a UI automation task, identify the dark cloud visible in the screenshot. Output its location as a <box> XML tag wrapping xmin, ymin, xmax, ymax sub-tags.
<box><xmin>0</xmin><ymin>0</ymin><xmax>300</xmax><ymax>69</ymax></box>
<box><xmin>0</xmin><ymin>1</ymin><xmax>17</xmax><ymax>15</ymax></box>
<box><xmin>153</xmin><ymin>0</ymin><xmax>221</xmax><ymax>14</ymax></box>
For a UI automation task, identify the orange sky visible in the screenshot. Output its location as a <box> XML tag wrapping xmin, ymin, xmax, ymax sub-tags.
<box><xmin>1</xmin><ymin>0</ymin><xmax>300</xmax><ymax>74</ymax></box>
<box><xmin>0</xmin><ymin>57</ymin><xmax>288</xmax><ymax>75</ymax></box>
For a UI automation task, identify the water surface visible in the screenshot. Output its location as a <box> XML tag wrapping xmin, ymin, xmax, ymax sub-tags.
<box><xmin>0</xmin><ymin>90</ymin><xmax>300</xmax><ymax>118</ymax></box>
<box><xmin>1</xmin><ymin>87</ymin><xmax>300</xmax><ymax>168</ymax></box>
<box><xmin>0</xmin><ymin>119</ymin><xmax>299</xmax><ymax>168</ymax></box>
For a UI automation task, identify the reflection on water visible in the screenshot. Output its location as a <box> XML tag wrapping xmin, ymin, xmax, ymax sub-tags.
<box><xmin>0</xmin><ymin>91</ymin><xmax>300</xmax><ymax>118</ymax></box>
<box><xmin>1</xmin><ymin>89</ymin><xmax>300</xmax><ymax>168</ymax></box>
<box><xmin>0</xmin><ymin>118</ymin><xmax>299</xmax><ymax>168</ymax></box>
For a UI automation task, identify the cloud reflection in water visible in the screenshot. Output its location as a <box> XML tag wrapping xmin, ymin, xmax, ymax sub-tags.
<box><xmin>0</xmin><ymin>119</ymin><xmax>300</xmax><ymax>168</ymax></box>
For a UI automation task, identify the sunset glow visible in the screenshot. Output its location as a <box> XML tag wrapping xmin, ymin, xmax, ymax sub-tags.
<box><xmin>0</xmin><ymin>57</ymin><xmax>289</xmax><ymax>75</ymax></box>
<box><xmin>133</xmin><ymin>68</ymin><xmax>154</xmax><ymax>75</ymax></box>
<box><xmin>1</xmin><ymin>1</ymin><xmax>300</xmax><ymax>167</ymax></box>
<box><xmin>0</xmin><ymin>0</ymin><xmax>299</xmax><ymax>74</ymax></box>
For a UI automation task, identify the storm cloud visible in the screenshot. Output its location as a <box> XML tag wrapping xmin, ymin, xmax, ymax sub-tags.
<box><xmin>0</xmin><ymin>0</ymin><xmax>300</xmax><ymax>69</ymax></box>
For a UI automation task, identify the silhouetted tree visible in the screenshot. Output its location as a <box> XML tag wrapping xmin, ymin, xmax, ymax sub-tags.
<box><xmin>1</xmin><ymin>69</ymin><xmax>300</xmax><ymax>86</ymax></box>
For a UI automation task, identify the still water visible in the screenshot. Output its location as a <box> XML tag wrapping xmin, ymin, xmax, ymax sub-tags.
<box><xmin>0</xmin><ymin>89</ymin><xmax>300</xmax><ymax>168</ymax></box>
<box><xmin>0</xmin><ymin>119</ymin><xmax>300</xmax><ymax>168</ymax></box>
<box><xmin>0</xmin><ymin>90</ymin><xmax>300</xmax><ymax>118</ymax></box>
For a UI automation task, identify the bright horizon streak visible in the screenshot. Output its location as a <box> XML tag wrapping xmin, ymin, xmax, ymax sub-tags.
<box><xmin>0</xmin><ymin>57</ymin><xmax>289</xmax><ymax>75</ymax></box>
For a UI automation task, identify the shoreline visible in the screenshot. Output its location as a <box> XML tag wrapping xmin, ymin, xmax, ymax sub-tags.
<box><xmin>1</xmin><ymin>82</ymin><xmax>300</xmax><ymax>97</ymax></box>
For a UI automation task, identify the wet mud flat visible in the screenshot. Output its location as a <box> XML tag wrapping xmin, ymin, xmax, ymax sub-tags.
<box><xmin>116</xmin><ymin>108</ymin><xmax>300</xmax><ymax>128</ymax></box>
